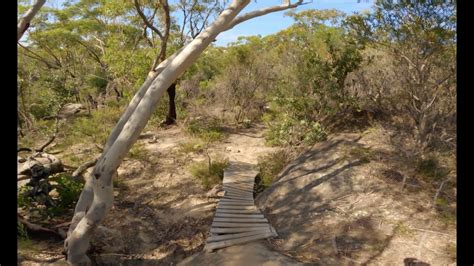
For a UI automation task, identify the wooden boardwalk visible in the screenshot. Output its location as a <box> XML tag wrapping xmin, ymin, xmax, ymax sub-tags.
<box><xmin>204</xmin><ymin>163</ymin><xmax>277</xmax><ymax>252</ymax></box>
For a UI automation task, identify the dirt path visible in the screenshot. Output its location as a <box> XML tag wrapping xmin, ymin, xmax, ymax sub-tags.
<box><xmin>18</xmin><ymin>123</ymin><xmax>299</xmax><ymax>265</ymax></box>
<box><xmin>179</xmin><ymin>125</ymin><xmax>302</xmax><ymax>265</ymax></box>
<box><xmin>96</xmin><ymin>123</ymin><xmax>291</xmax><ymax>264</ymax></box>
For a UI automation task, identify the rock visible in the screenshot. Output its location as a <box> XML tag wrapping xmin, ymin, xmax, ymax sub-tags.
<box><xmin>148</xmin><ymin>136</ymin><xmax>158</xmax><ymax>144</ymax></box>
<box><xmin>48</xmin><ymin>189</ymin><xmax>59</xmax><ymax>198</ymax></box>
<box><xmin>225</xmin><ymin>147</ymin><xmax>232</xmax><ymax>152</ymax></box>
<box><xmin>206</xmin><ymin>184</ymin><xmax>223</xmax><ymax>198</ymax></box>
<box><xmin>58</xmin><ymin>103</ymin><xmax>86</xmax><ymax>119</ymax></box>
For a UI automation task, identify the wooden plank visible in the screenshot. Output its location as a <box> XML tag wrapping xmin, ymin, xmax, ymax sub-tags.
<box><xmin>204</xmin><ymin>231</ymin><xmax>274</xmax><ymax>251</ymax></box>
<box><xmin>210</xmin><ymin>227</ymin><xmax>266</xmax><ymax>234</ymax></box>
<box><xmin>212</xmin><ymin>222</ymin><xmax>269</xmax><ymax>228</ymax></box>
<box><xmin>223</xmin><ymin>190</ymin><xmax>253</xmax><ymax>197</ymax></box>
<box><xmin>224</xmin><ymin>184</ymin><xmax>254</xmax><ymax>190</ymax></box>
<box><xmin>225</xmin><ymin>192</ymin><xmax>253</xmax><ymax>198</ymax></box>
<box><xmin>219</xmin><ymin>199</ymin><xmax>254</xmax><ymax>204</ymax></box>
<box><xmin>223</xmin><ymin>186</ymin><xmax>253</xmax><ymax>194</ymax></box>
<box><xmin>218</xmin><ymin>201</ymin><xmax>254</xmax><ymax>206</ymax></box>
<box><xmin>224</xmin><ymin>183</ymin><xmax>254</xmax><ymax>188</ymax></box>
<box><xmin>207</xmin><ymin>228</ymin><xmax>272</xmax><ymax>242</ymax></box>
<box><xmin>216</xmin><ymin>208</ymin><xmax>261</xmax><ymax>214</ymax></box>
<box><xmin>223</xmin><ymin>180</ymin><xmax>254</xmax><ymax>185</ymax></box>
<box><xmin>213</xmin><ymin>217</ymin><xmax>268</xmax><ymax>223</ymax></box>
<box><xmin>222</xmin><ymin>195</ymin><xmax>253</xmax><ymax>200</ymax></box>
<box><xmin>217</xmin><ymin>205</ymin><xmax>257</xmax><ymax>210</ymax></box>
<box><xmin>215</xmin><ymin>213</ymin><xmax>264</xmax><ymax>218</ymax></box>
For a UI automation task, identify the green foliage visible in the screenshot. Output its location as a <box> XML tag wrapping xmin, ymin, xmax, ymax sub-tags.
<box><xmin>257</xmin><ymin>150</ymin><xmax>292</xmax><ymax>188</ymax></box>
<box><xmin>345</xmin><ymin>1</ymin><xmax>456</xmax><ymax>155</ymax></box>
<box><xmin>348</xmin><ymin>146</ymin><xmax>373</xmax><ymax>163</ymax></box>
<box><xmin>60</xmin><ymin>107</ymin><xmax>121</xmax><ymax>147</ymax></box>
<box><xmin>128</xmin><ymin>143</ymin><xmax>150</xmax><ymax>161</ymax></box>
<box><xmin>18</xmin><ymin>173</ymin><xmax>84</xmax><ymax>218</ymax></box>
<box><xmin>48</xmin><ymin>174</ymin><xmax>84</xmax><ymax>216</ymax></box>
<box><xmin>18</xmin><ymin>221</ymin><xmax>29</xmax><ymax>239</ymax></box>
<box><xmin>264</xmin><ymin>114</ymin><xmax>327</xmax><ymax>146</ymax></box>
<box><xmin>185</xmin><ymin>117</ymin><xmax>224</xmax><ymax>142</ymax></box>
<box><xmin>393</xmin><ymin>222</ymin><xmax>415</xmax><ymax>238</ymax></box>
<box><xmin>178</xmin><ymin>139</ymin><xmax>205</xmax><ymax>154</ymax></box>
<box><xmin>190</xmin><ymin>158</ymin><xmax>229</xmax><ymax>189</ymax></box>
<box><xmin>416</xmin><ymin>156</ymin><xmax>449</xmax><ymax>181</ymax></box>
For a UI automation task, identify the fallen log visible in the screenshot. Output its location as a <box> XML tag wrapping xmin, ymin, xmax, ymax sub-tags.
<box><xmin>18</xmin><ymin>215</ymin><xmax>66</xmax><ymax>239</ymax></box>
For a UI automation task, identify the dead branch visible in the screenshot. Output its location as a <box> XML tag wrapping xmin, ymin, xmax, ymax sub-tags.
<box><xmin>72</xmin><ymin>158</ymin><xmax>99</xmax><ymax>181</ymax></box>
<box><xmin>18</xmin><ymin>215</ymin><xmax>66</xmax><ymax>239</ymax></box>
<box><xmin>37</xmin><ymin>117</ymin><xmax>60</xmax><ymax>152</ymax></box>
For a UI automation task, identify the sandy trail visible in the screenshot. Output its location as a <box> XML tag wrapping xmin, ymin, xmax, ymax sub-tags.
<box><xmin>180</xmin><ymin>125</ymin><xmax>302</xmax><ymax>265</ymax></box>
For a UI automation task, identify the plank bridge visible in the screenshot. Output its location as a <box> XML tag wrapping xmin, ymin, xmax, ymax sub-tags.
<box><xmin>204</xmin><ymin>163</ymin><xmax>277</xmax><ymax>252</ymax></box>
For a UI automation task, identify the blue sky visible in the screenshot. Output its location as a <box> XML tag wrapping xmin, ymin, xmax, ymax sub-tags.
<box><xmin>214</xmin><ymin>0</ymin><xmax>375</xmax><ymax>46</ymax></box>
<box><xmin>39</xmin><ymin>0</ymin><xmax>374</xmax><ymax>46</ymax></box>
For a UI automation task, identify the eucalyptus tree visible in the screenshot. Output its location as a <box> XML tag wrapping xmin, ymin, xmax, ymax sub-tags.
<box><xmin>64</xmin><ymin>0</ymin><xmax>308</xmax><ymax>263</ymax></box>
<box><xmin>18</xmin><ymin>0</ymin><xmax>46</xmax><ymax>41</ymax></box>
<box><xmin>134</xmin><ymin>0</ymin><xmax>228</xmax><ymax>125</ymax></box>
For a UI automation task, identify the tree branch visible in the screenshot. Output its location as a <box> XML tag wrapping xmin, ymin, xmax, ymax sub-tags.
<box><xmin>17</xmin><ymin>0</ymin><xmax>46</xmax><ymax>41</ymax></box>
<box><xmin>225</xmin><ymin>0</ymin><xmax>307</xmax><ymax>31</ymax></box>
<box><xmin>37</xmin><ymin>117</ymin><xmax>60</xmax><ymax>152</ymax></box>
<box><xmin>134</xmin><ymin>0</ymin><xmax>164</xmax><ymax>40</ymax></box>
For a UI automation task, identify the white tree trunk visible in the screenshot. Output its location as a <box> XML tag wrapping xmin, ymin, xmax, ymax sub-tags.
<box><xmin>17</xmin><ymin>0</ymin><xmax>46</xmax><ymax>41</ymax></box>
<box><xmin>64</xmin><ymin>0</ymin><xmax>250</xmax><ymax>263</ymax></box>
<box><xmin>65</xmin><ymin>0</ymin><xmax>306</xmax><ymax>263</ymax></box>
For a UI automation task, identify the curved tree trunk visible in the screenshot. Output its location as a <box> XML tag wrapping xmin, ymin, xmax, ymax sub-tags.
<box><xmin>64</xmin><ymin>1</ymin><xmax>251</xmax><ymax>263</ymax></box>
<box><xmin>64</xmin><ymin>1</ymin><xmax>306</xmax><ymax>263</ymax></box>
<box><xmin>17</xmin><ymin>0</ymin><xmax>46</xmax><ymax>41</ymax></box>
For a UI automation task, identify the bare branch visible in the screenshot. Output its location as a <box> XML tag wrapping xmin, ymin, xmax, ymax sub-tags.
<box><xmin>37</xmin><ymin>117</ymin><xmax>60</xmax><ymax>152</ymax></box>
<box><xmin>151</xmin><ymin>0</ymin><xmax>171</xmax><ymax>70</ymax></box>
<box><xmin>134</xmin><ymin>0</ymin><xmax>164</xmax><ymax>40</ymax></box>
<box><xmin>17</xmin><ymin>0</ymin><xmax>46</xmax><ymax>41</ymax></box>
<box><xmin>18</xmin><ymin>43</ymin><xmax>60</xmax><ymax>70</ymax></box>
<box><xmin>225</xmin><ymin>0</ymin><xmax>307</xmax><ymax>31</ymax></box>
<box><xmin>72</xmin><ymin>158</ymin><xmax>99</xmax><ymax>181</ymax></box>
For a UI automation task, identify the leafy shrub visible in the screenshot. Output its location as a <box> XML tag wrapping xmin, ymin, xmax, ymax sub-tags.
<box><xmin>185</xmin><ymin>117</ymin><xmax>224</xmax><ymax>142</ymax></box>
<box><xmin>190</xmin><ymin>158</ymin><xmax>229</xmax><ymax>189</ymax></box>
<box><xmin>264</xmin><ymin>114</ymin><xmax>327</xmax><ymax>146</ymax></box>
<box><xmin>48</xmin><ymin>174</ymin><xmax>84</xmax><ymax>216</ymax></box>
<box><xmin>257</xmin><ymin>150</ymin><xmax>292</xmax><ymax>188</ymax></box>
<box><xmin>18</xmin><ymin>221</ymin><xmax>28</xmax><ymax>239</ymax></box>
<box><xmin>18</xmin><ymin>174</ymin><xmax>84</xmax><ymax>218</ymax></box>
<box><xmin>178</xmin><ymin>139</ymin><xmax>205</xmax><ymax>154</ymax></box>
<box><xmin>128</xmin><ymin>143</ymin><xmax>150</xmax><ymax>161</ymax></box>
<box><xmin>416</xmin><ymin>156</ymin><xmax>449</xmax><ymax>181</ymax></box>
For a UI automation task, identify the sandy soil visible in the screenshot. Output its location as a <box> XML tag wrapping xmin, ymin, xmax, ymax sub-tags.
<box><xmin>18</xmin><ymin>124</ymin><xmax>456</xmax><ymax>265</ymax></box>
<box><xmin>256</xmin><ymin>125</ymin><xmax>456</xmax><ymax>265</ymax></box>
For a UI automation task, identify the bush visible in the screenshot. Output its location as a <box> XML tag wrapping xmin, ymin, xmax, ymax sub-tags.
<box><xmin>128</xmin><ymin>143</ymin><xmax>150</xmax><ymax>161</ymax></box>
<box><xmin>190</xmin><ymin>158</ymin><xmax>229</xmax><ymax>189</ymax></box>
<box><xmin>178</xmin><ymin>139</ymin><xmax>205</xmax><ymax>154</ymax></box>
<box><xmin>47</xmin><ymin>174</ymin><xmax>84</xmax><ymax>216</ymax></box>
<box><xmin>257</xmin><ymin>150</ymin><xmax>292</xmax><ymax>188</ymax></box>
<box><xmin>416</xmin><ymin>156</ymin><xmax>449</xmax><ymax>182</ymax></box>
<box><xmin>264</xmin><ymin>114</ymin><xmax>327</xmax><ymax>146</ymax></box>
<box><xmin>18</xmin><ymin>173</ymin><xmax>84</xmax><ymax>218</ymax></box>
<box><xmin>18</xmin><ymin>221</ymin><xmax>28</xmax><ymax>239</ymax></box>
<box><xmin>185</xmin><ymin>117</ymin><xmax>224</xmax><ymax>142</ymax></box>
